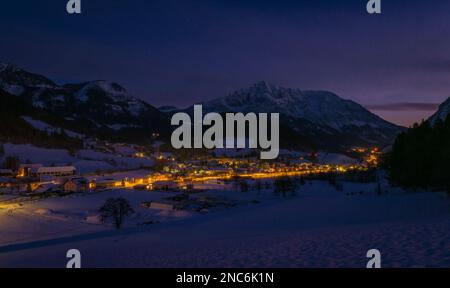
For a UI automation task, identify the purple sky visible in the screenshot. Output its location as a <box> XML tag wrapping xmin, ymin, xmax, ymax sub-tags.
<box><xmin>1</xmin><ymin>0</ymin><xmax>450</xmax><ymax>126</ymax></box>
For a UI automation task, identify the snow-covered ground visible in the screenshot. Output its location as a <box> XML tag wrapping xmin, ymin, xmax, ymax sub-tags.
<box><xmin>21</xmin><ymin>116</ymin><xmax>84</xmax><ymax>138</ymax></box>
<box><xmin>1</xmin><ymin>181</ymin><xmax>450</xmax><ymax>268</ymax></box>
<box><xmin>316</xmin><ymin>153</ymin><xmax>358</xmax><ymax>165</ymax></box>
<box><xmin>1</xmin><ymin>143</ymin><xmax>154</xmax><ymax>174</ymax></box>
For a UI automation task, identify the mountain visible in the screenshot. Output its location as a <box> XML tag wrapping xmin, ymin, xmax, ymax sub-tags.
<box><xmin>158</xmin><ymin>105</ymin><xmax>179</xmax><ymax>113</ymax></box>
<box><xmin>429</xmin><ymin>97</ymin><xmax>450</xmax><ymax>125</ymax></box>
<box><xmin>0</xmin><ymin>63</ymin><xmax>170</xmax><ymax>144</ymax></box>
<box><xmin>0</xmin><ymin>63</ymin><xmax>56</xmax><ymax>96</ymax></box>
<box><xmin>188</xmin><ymin>81</ymin><xmax>403</xmax><ymax>151</ymax></box>
<box><xmin>1</xmin><ymin>64</ymin><xmax>404</xmax><ymax>152</ymax></box>
<box><xmin>0</xmin><ymin>88</ymin><xmax>84</xmax><ymax>150</ymax></box>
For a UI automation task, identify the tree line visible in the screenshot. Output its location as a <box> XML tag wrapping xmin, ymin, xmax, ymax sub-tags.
<box><xmin>0</xmin><ymin>90</ymin><xmax>83</xmax><ymax>151</ymax></box>
<box><xmin>386</xmin><ymin>115</ymin><xmax>450</xmax><ymax>191</ymax></box>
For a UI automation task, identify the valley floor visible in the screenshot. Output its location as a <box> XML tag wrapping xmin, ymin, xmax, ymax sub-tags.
<box><xmin>1</xmin><ymin>181</ymin><xmax>450</xmax><ymax>268</ymax></box>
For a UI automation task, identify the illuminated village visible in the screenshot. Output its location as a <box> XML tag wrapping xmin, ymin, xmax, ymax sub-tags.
<box><xmin>0</xmin><ymin>144</ymin><xmax>382</xmax><ymax>215</ymax></box>
<box><xmin>0</xmin><ymin>147</ymin><xmax>380</xmax><ymax>195</ymax></box>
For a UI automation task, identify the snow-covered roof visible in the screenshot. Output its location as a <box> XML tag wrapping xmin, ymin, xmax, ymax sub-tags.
<box><xmin>66</xmin><ymin>177</ymin><xmax>88</xmax><ymax>185</ymax></box>
<box><xmin>37</xmin><ymin>166</ymin><xmax>76</xmax><ymax>173</ymax></box>
<box><xmin>0</xmin><ymin>177</ymin><xmax>16</xmax><ymax>183</ymax></box>
<box><xmin>20</xmin><ymin>164</ymin><xmax>43</xmax><ymax>169</ymax></box>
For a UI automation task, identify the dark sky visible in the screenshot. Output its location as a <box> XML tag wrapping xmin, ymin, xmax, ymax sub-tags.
<box><xmin>1</xmin><ymin>0</ymin><xmax>450</xmax><ymax>126</ymax></box>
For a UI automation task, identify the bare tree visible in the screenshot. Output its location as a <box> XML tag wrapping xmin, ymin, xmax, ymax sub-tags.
<box><xmin>99</xmin><ymin>198</ymin><xmax>134</xmax><ymax>229</ymax></box>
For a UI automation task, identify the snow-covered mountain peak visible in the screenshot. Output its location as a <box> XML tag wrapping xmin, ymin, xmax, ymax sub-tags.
<box><xmin>91</xmin><ymin>80</ymin><xmax>127</xmax><ymax>95</ymax></box>
<box><xmin>202</xmin><ymin>82</ymin><xmax>398</xmax><ymax>132</ymax></box>
<box><xmin>159</xmin><ymin>105</ymin><xmax>179</xmax><ymax>113</ymax></box>
<box><xmin>0</xmin><ymin>62</ymin><xmax>20</xmax><ymax>73</ymax></box>
<box><xmin>69</xmin><ymin>80</ymin><xmax>150</xmax><ymax>117</ymax></box>
<box><xmin>0</xmin><ymin>62</ymin><xmax>11</xmax><ymax>73</ymax></box>
<box><xmin>429</xmin><ymin>97</ymin><xmax>450</xmax><ymax>125</ymax></box>
<box><xmin>194</xmin><ymin>82</ymin><xmax>404</xmax><ymax>149</ymax></box>
<box><xmin>0</xmin><ymin>63</ymin><xmax>162</xmax><ymax>120</ymax></box>
<box><xmin>74</xmin><ymin>80</ymin><xmax>134</xmax><ymax>103</ymax></box>
<box><xmin>0</xmin><ymin>63</ymin><xmax>56</xmax><ymax>91</ymax></box>
<box><xmin>251</xmin><ymin>80</ymin><xmax>277</xmax><ymax>93</ymax></box>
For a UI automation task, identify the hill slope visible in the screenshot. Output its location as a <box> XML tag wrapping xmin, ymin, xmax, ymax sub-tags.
<box><xmin>0</xmin><ymin>63</ymin><xmax>170</xmax><ymax>144</ymax></box>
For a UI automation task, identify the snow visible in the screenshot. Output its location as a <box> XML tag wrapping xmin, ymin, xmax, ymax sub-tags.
<box><xmin>92</xmin><ymin>81</ymin><xmax>130</xmax><ymax>101</ymax></box>
<box><xmin>158</xmin><ymin>106</ymin><xmax>178</xmax><ymax>113</ymax></box>
<box><xmin>1</xmin><ymin>143</ymin><xmax>155</xmax><ymax>174</ymax></box>
<box><xmin>73</xmin><ymin>81</ymin><xmax>128</xmax><ymax>103</ymax></box>
<box><xmin>112</xmin><ymin>144</ymin><xmax>140</xmax><ymax>157</ymax></box>
<box><xmin>126</xmin><ymin>100</ymin><xmax>145</xmax><ymax>117</ymax></box>
<box><xmin>429</xmin><ymin>97</ymin><xmax>450</xmax><ymax>125</ymax></box>
<box><xmin>317</xmin><ymin>153</ymin><xmax>358</xmax><ymax>165</ymax></box>
<box><xmin>0</xmin><ymin>83</ymin><xmax>25</xmax><ymax>96</ymax></box>
<box><xmin>202</xmin><ymin>81</ymin><xmax>397</xmax><ymax>132</ymax></box>
<box><xmin>1</xmin><ymin>180</ymin><xmax>450</xmax><ymax>267</ymax></box>
<box><xmin>0</xmin><ymin>189</ymin><xmax>186</xmax><ymax>246</ymax></box>
<box><xmin>73</xmin><ymin>81</ymin><xmax>146</xmax><ymax>116</ymax></box>
<box><xmin>107</xmin><ymin>104</ymin><xmax>124</xmax><ymax>114</ymax></box>
<box><xmin>0</xmin><ymin>63</ymin><xmax>8</xmax><ymax>73</ymax></box>
<box><xmin>278</xmin><ymin>149</ymin><xmax>308</xmax><ymax>157</ymax></box>
<box><xmin>22</xmin><ymin>116</ymin><xmax>53</xmax><ymax>131</ymax></box>
<box><xmin>72</xmin><ymin>160</ymin><xmax>115</xmax><ymax>174</ymax></box>
<box><xmin>2</xmin><ymin>143</ymin><xmax>74</xmax><ymax>165</ymax></box>
<box><xmin>76</xmin><ymin>149</ymin><xmax>154</xmax><ymax>172</ymax></box>
<box><xmin>21</xmin><ymin>116</ymin><xmax>83</xmax><ymax>138</ymax></box>
<box><xmin>52</xmin><ymin>95</ymin><xmax>65</xmax><ymax>102</ymax></box>
<box><xmin>107</xmin><ymin>124</ymin><xmax>142</xmax><ymax>131</ymax></box>
<box><xmin>1</xmin><ymin>71</ymin><xmax>147</xmax><ymax>123</ymax></box>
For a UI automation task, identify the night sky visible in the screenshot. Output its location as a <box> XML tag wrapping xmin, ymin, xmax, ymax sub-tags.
<box><xmin>2</xmin><ymin>0</ymin><xmax>450</xmax><ymax>126</ymax></box>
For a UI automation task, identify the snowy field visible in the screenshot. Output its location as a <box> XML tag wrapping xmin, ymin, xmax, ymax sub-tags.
<box><xmin>1</xmin><ymin>180</ymin><xmax>450</xmax><ymax>268</ymax></box>
<box><xmin>1</xmin><ymin>143</ymin><xmax>154</xmax><ymax>174</ymax></box>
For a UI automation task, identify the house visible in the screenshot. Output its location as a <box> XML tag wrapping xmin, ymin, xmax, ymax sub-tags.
<box><xmin>93</xmin><ymin>178</ymin><xmax>119</xmax><ymax>190</ymax></box>
<box><xmin>146</xmin><ymin>200</ymin><xmax>184</xmax><ymax>210</ymax></box>
<box><xmin>151</xmin><ymin>180</ymin><xmax>178</xmax><ymax>191</ymax></box>
<box><xmin>35</xmin><ymin>166</ymin><xmax>76</xmax><ymax>178</ymax></box>
<box><xmin>33</xmin><ymin>183</ymin><xmax>62</xmax><ymax>194</ymax></box>
<box><xmin>0</xmin><ymin>177</ymin><xmax>16</xmax><ymax>187</ymax></box>
<box><xmin>0</xmin><ymin>169</ymin><xmax>13</xmax><ymax>177</ymax></box>
<box><xmin>64</xmin><ymin>177</ymin><xmax>90</xmax><ymax>192</ymax></box>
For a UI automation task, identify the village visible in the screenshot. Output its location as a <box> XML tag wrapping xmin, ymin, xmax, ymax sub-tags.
<box><xmin>0</xmin><ymin>147</ymin><xmax>380</xmax><ymax>212</ymax></box>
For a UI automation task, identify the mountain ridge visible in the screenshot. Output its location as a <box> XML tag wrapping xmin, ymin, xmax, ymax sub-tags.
<box><xmin>180</xmin><ymin>81</ymin><xmax>404</xmax><ymax>151</ymax></box>
<box><xmin>429</xmin><ymin>96</ymin><xmax>450</xmax><ymax>125</ymax></box>
<box><xmin>1</xmin><ymin>63</ymin><xmax>404</xmax><ymax>151</ymax></box>
<box><xmin>0</xmin><ymin>63</ymin><xmax>170</xmax><ymax>144</ymax></box>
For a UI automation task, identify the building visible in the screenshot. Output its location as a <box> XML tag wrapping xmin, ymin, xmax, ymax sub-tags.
<box><xmin>18</xmin><ymin>164</ymin><xmax>43</xmax><ymax>177</ymax></box>
<box><xmin>0</xmin><ymin>169</ymin><xmax>13</xmax><ymax>177</ymax></box>
<box><xmin>151</xmin><ymin>180</ymin><xmax>178</xmax><ymax>191</ymax></box>
<box><xmin>64</xmin><ymin>177</ymin><xmax>90</xmax><ymax>192</ymax></box>
<box><xmin>93</xmin><ymin>178</ymin><xmax>118</xmax><ymax>190</ymax></box>
<box><xmin>33</xmin><ymin>183</ymin><xmax>62</xmax><ymax>194</ymax></box>
<box><xmin>148</xmin><ymin>200</ymin><xmax>184</xmax><ymax>210</ymax></box>
<box><xmin>0</xmin><ymin>177</ymin><xmax>16</xmax><ymax>188</ymax></box>
<box><xmin>35</xmin><ymin>166</ymin><xmax>76</xmax><ymax>178</ymax></box>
